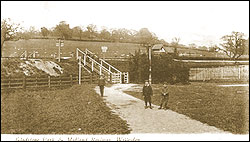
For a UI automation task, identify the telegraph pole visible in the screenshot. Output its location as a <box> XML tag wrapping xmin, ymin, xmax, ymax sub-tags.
<box><xmin>148</xmin><ymin>46</ymin><xmax>152</xmax><ymax>84</ymax></box>
<box><xmin>143</xmin><ymin>43</ymin><xmax>152</xmax><ymax>84</ymax></box>
<box><xmin>148</xmin><ymin>44</ymin><xmax>152</xmax><ymax>84</ymax></box>
<box><xmin>58</xmin><ymin>39</ymin><xmax>61</xmax><ymax>62</ymax></box>
<box><xmin>56</xmin><ymin>38</ymin><xmax>64</xmax><ymax>62</ymax></box>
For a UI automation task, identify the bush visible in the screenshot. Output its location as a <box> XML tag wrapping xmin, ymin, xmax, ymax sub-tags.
<box><xmin>129</xmin><ymin>50</ymin><xmax>190</xmax><ymax>84</ymax></box>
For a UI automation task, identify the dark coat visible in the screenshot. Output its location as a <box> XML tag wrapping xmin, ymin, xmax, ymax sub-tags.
<box><xmin>98</xmin><ymin>78</ymin><xmax>105</xmax><ymax>86</ymax></box>
<box><xmin>142</xmin><ymin>85</ymin><xmax>153</xmax><ymax>97</ymax></box>
<box><xmin>161</xmin><ymin>87</ymin><xmax>169</xmax><ymax>97</ymax></box>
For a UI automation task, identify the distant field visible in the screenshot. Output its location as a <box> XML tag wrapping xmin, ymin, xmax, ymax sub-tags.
<box><xmin>2</xmin><ymin>39</ymin><xmax>144</xmax><ymax>58</ymax></box>
<box><xmin>3</xmin><ymin>39</ymin><xmax>241</xmax><ymax>59</ymax></box>
<box><xmin>124</xmin><ymin>82</ymin><xmax>249</xmax><ymax>134</ymax></box>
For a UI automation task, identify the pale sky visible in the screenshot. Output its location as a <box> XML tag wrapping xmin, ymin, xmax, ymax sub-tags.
<box><xmin>1</xmin><ymin>1</ymin><xmax>249</xmax><ymax>46</ymax></box>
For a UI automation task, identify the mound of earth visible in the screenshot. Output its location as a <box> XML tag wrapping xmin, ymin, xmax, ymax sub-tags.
<box><xmin>1</xmin><ymin>58</ymin><xmax>79</xmax><ymax>77</ymax></box>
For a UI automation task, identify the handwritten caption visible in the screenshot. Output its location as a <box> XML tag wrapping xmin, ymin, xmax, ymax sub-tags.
<box><xmin>16</xmin><ymin>136</ymin><xmax>140</xmax><ymax>141</ymax></box>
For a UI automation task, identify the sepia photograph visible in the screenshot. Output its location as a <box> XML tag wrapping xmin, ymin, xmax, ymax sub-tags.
<box><xmin>1</xmin><ymin>1</ymin><xmax>249</xmax><ymax>141</ymax></box>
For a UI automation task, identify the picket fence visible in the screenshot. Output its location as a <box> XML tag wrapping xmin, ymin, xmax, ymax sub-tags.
<box><xmin>189</xmin><ymin>65</ymin><xmax>249</xmax><ymax>81</ymax></box>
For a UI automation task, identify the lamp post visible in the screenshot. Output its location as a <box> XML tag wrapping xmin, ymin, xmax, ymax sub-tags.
<box><xmin>143</xmin><ymin>43</ymin><xmax>152</xmax><ymax>84</ymax></box>
<box><xmin>148</xmin><ymin>44</ymin><xmax>152</xmax><ymax>85</ymax></box>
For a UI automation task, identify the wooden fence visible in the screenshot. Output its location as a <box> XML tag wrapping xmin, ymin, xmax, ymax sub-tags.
<box><xmin>1</xmin><ymin>74</ymin><xmax>97</xmax><ymax>90</ymax></box>
<box><xmin>189</xmin><ymin>65</ymin><xmax>249</xmax><ymax>81</ymax></box>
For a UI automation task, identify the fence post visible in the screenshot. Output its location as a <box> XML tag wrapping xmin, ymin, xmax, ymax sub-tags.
<box><xmin>48</xmin><ymin>76</ymin><xmax>51</xmax><ymax>88</ymax></box>
<box><xmin>120</xmin><ymin>72</ymin><xmax>122</xmax><ymax>83</ymax></box>
<box><xmin>238</xmin><ymin>66</ymin><xmax>241</xmax><ymax>80</ymax></box>
<box><xmin>92</xmin><ymin>60</ymin><xmax>94</xmax><ymax>72</ymax></box>
<box><xmin>70</xmin><ymin>75</ymin><xmax>73</xmax><ymax>86</ymax></box>
<box><xmin>100</xmin><ymin>60</ymin><xmax>102</xmax><ymax>75</ymax></box>
<box><xmin>36</xmin><ymin>77</ymin><xmax>38</xmax><ymax>87</ymax></box>
<box><xmin>23</xmin><ymin>76</ymin><xmax>26</xmax><ymax>90</ymax></box>
<box><xmin>90</xmin><ymin>73</ymin><xmax>93</xmax><ymax>84</ymax></box>
<box><xmin>8</xmin><ymin>76</ymin><xmax>11</xmax><ymax>88</ymax></box>
<box><xmin>79</xmin><ymin>56</ymin><xmax>82</xmax><ymax>85</ymax></box>
<box><xmin>76</xmin><ymin>48</ymin><xmax>78</xmax><ymax>60</ymax></box>
<box><xmin>110</xmin><ymin>73</ymin><xmax>112</xmax><ymax>83</ymax></box>
<box><xmin>59</xmin><ymin>75</ymin><xmax>62</xmax><ymax>86</ymax></box>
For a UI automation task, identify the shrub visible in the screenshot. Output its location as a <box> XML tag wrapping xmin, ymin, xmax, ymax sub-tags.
<box><xmin>129</xmin><ymin>50</ymin><xmax>190</xmax><ymax>84</ymax></box>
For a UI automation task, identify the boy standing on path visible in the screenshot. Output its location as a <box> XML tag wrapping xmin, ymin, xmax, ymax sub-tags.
<box><xmin>142</xmin><ymin>80</ymin><xmax>153</xmax><ymax>109</ymax></box>
<box><xmin>158</xmin><ymin>83</ymin><xmax>169</xmax><ymax>110</ymax></box>
<box><xmin>98</xmin><ymin>75</ymin><xmax>105</xmax><ymax>97</ymax></box>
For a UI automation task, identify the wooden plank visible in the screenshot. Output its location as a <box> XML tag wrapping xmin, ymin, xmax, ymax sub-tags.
<box><xmin>4</xmin><ymin>86</ymin><xmax>23</xmax><ymax>89</ymax></box>
<box><xmin>4</xmin><ymin>82</ymin><xmax>23</xmax><ymax>85</ymax></box>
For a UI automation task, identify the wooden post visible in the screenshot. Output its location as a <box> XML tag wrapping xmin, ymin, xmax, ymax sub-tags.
<box><xmin>79</xmin><ymin>56</ymin><xmax>81</xmax><ymax>85</ymax></box>
<box><xmin>36</xmin><ymin>77</ymin><xmax>38</xmax><ymax>87</ymax></box>
<box><xmin>76</xmin><ymin>48</ymin><xmax>79</xmax><ymax>60</ymax></box>
<box><xmin>23</xmin><ymin>76</ymin><xmax>26</xmax><ymax>90</ymax></box>
<box><xmin>92</xmin><ymin>60</ymin><xmax>94</xmax><ymax>72</ymax></box>
<box><xmin>8</xmin><ymin>76</ymin><xmax>11</xmax><ymax>88</ymax></box>
<box><xmin>70</xmin><ymin>75</ymin><xmax>73</xmax><ymax>86</ymax></box>
<box><xmin>120</xmin><ymin>72</ymin><xmax>122</xmax><ymax>83</ymax></box>
<box><xmin>126</xmin><ymin>72</ymin><xmax>129</xmax><ymax>83</ymax></box>
<box><xmin>58</xmin><ymin>39</ymin><xmax>61</xmax><ymax>62</ymax></box>
<box><xmin>59</xmin><ymin>75</ymin><xmax>62</xmax><ymax>86</ymax></box>
<box><xmin>48</xmin><ymin>76</ymin><xmax>51</xmax><ymax>88</ymax></box>
<box><xmin>109</xmin><ymin>73</ymin><xmax>112</xmax><ymax>83</ymax></box>
<box><xmin>100</xmin><ymin>60</ymin><xmax>102</xmax><ymax>75</ymax></box>
<box><xmin>84</xmin><ymin>54</ymin><xmax>86</xmax><ymax>66</ymax></box>
<box><xmin>90</xmin><ymin>73</ymin><xmax>93</xmax><ymax>84</ymax></box>
<box><xmin>238</xmin><ymin>66</ymin><xmax>241</xmax><ymax>80</ymax></box>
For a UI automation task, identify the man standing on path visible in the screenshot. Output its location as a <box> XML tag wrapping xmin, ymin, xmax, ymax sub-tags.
<box><xmin>158</xmin><ymin>82</ymin><xmax>169</xmax><ymax>110</ymax></box>
<box><xmin>98</xmin><ymin>75</ymin><xmax>105</xmax><ymax>97</ymax></box>
<box><xmin>142</xmin><ymin>80</ymin><xmax>153</xmax><ymax>109</ymax></box>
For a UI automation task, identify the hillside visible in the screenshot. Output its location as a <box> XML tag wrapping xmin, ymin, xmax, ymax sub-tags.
<box><xmin>2</xmin><ymin>39</ymin><xmax>143</xmax><ymax>58</ymax></box>
<box><xmin>2</xmin><ymin>39</ymin><xmax>248</xmax><ymax>62</ymax></box>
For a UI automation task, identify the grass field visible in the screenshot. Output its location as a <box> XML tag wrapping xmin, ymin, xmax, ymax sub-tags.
<box><xmin>2</xmin><ymin>39</ymin><xmax>143</xmax><ymax>58</ymax></box>
<box><xmin>1</xmin><ymin>84</ymin><xmax>131</xmax><ymax>134</ymax></box>
<box><xmin>124</xmin><ymin>82</ymin><xmax>249</xmax><ymax>134</ymax></box>
<box><xmin>3</xmin><ymin>39</ymin><xmax>241</xmax><ymax>59</ymax></box>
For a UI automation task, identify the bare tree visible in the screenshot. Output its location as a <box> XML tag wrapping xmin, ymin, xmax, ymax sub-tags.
<box><xmin>220</xmin><ymin>31</ymin><xmax>247</xmax><ymax>59</ymax></box>
<box><xmin>1</xmin><ymin>18</ymin><xmax>21</xmax><ymax>57</ymax></box>
<box><xmin>171</xmin><ymin>37</ymin><xmax>180</xmax><ymax>57</ymax></box>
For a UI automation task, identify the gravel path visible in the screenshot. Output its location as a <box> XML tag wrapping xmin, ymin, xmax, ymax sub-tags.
<box><xmin>95</xmin><ymin>84</ymin><xmax>229</xmax><ymax>134</ymax></box>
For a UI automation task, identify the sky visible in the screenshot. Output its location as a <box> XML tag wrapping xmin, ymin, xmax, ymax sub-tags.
<box><xmin>1</xmin><ymin>1</ymin><xmax>249</xmax><ymax>47</ymax></box>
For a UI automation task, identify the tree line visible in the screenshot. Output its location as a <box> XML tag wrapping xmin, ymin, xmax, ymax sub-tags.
<box><xmin>19</xmin><ymin>21</ymin><xmax>162</xmax><ymax>45</ymax></box>
<box><xmin>1</xmin><ymin>18</ymin><xmax>249</xmax><ymax>59</ymax></box>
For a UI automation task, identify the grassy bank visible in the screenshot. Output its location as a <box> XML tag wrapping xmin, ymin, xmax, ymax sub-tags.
<box><xmin>124</xmin><ymin>82</ymin><xmax>249</xmax><ymax>134</ymax></box>
<box><xmin>1</xmin><ymin>84</ymin><xmax>131</xmax><ymax>134</ymax></box>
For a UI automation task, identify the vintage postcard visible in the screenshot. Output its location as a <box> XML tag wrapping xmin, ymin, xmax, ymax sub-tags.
<box><xmin>1</xmin><ymin>1</ymin><xmax>249</xmax><ymax>141</ymax></box>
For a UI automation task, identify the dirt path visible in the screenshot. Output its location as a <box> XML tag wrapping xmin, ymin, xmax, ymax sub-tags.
<box><xmin>95</xmin><ymin>84</ymin><xmax>229</xmax><ymax>134</ymax></box>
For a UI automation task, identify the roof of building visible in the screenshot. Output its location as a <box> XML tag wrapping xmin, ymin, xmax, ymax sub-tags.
<box><xmin>152</xmin><ymin>44</ymin><xmax>164</xmax><ymax>50</ymax></box>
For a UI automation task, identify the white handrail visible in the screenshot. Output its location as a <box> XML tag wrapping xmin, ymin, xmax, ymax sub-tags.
<box><xmin>100</xmin><ymin>59</ymin><xmax>121</xmax><ymax>73</ymax></box>
<box><xmin>20</xmin><ymin>51</ymin><xmax>27</xmax><ymax>57</ymax></box>
<box><xmin>85</xmin><ymin>56</ymin><xmax>112</xmax><ymax>74</ymax></box>
<box><xmin>79</xmin><ymin>49</ymin><xmax>112</xmax><ymax>74</ymax></box>
<box><xmin>85</xmin><ymin>48</ymin><xmax>99</xmax><ymax>59</ymax></box>
<box><xmin>77</xmin><ymin>48</ymin><xmax>123</xmax><ymax>83</ymax></box>
<box><xmin>84</xmin><ymin>48</ymin><xmax>121</xmax><ymax>73</ymax></box>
